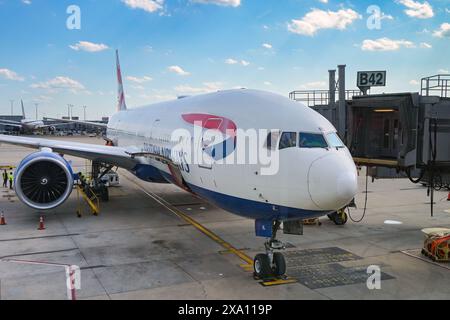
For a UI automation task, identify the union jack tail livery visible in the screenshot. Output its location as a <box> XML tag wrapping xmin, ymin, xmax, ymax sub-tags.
<box><xmin>116</xmin><ymin>50</ymin><xmax>127</xmax><ymax>112</ymax></box>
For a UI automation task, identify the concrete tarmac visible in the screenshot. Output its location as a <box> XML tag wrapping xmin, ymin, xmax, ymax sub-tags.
<box><xmin>0</xmin><ymin>136</ymin><xmax>449</xmax><ymax>300</ymax></box>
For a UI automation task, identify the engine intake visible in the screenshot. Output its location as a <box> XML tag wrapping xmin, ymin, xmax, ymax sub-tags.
<box><xmin>15</xmin><ymin>151</ymin><xmax>74</xmax><ymax>210</ymax></box>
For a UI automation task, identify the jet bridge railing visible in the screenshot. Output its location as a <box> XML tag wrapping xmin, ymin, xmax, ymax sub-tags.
<box><xmin>289</xmin><ymin>90</ymin><xmax>364</xmax><ymax>107</ymax></box>
<box><xmin>421</xmin><ymin>74</ymin><xmax>450</xmax><ymax>98</ymax></box>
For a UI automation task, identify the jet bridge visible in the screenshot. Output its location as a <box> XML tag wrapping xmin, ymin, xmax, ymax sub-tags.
<box><xmin>290</xmin><ymin>72</ymin><xmax>450</xmax><ymax>215</ymax></box>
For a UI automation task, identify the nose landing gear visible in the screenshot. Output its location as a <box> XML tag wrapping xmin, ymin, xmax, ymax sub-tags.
<box><xmin>253</xmin><ymin>220</ymin><xmax>287</xmax><ymax>279</ymax></box>
<box><xmin>327</xmin><ymin>208</ymin><xmax>348</xmax><ymax>225</ymax></box>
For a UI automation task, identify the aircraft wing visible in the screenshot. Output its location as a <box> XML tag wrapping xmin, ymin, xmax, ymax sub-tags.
<box><xmin>46</xmin><ymin>118</ymin><xmax>108</xmax><ymax>128</ymax></box>
<box><xmin>0</xmin><ymin>134</ymin><xmax>137</xmax><ymax>170</ymax></box>
<box><xmin>0</xmin><ymin>121</ymin><xmax>22</xmax><ymax>128</ymax></box>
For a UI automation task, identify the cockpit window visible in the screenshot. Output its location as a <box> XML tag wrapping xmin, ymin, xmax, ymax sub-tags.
<box><xmin>265</xmin><ymin>131</ymin><xmax>280</xmax><ymax>150</ymax></box>
<box><xmin>299</xmin><ymin>133</ymin><xmax>328</xmax><ymax>148</ymax></box>
<box><xmin>279</xmin><ymin>132</ymin><xmax>297</xmax><ymax>150</ymax></box>
<box><xmin>326</xmin><ymin>132</ymin><xmax>345</xmax><ymax>148</ymax></box>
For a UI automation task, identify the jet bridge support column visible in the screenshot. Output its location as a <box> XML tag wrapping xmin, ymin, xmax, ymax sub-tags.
<box><xmin>338</xmin><ymin>65</ymin><xmax>346</xmax><ymax>141</ymax></box>
<box><xmin>328</xmin><ymin>69</ymin><xmax>336</xmax><ymax>107</ymax></box>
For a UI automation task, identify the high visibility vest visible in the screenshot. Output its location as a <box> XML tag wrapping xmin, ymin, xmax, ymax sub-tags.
<box><xmin>8</xmin><ymin>173</ymin><xmax>13</xmax><ymax>181</ymax></box>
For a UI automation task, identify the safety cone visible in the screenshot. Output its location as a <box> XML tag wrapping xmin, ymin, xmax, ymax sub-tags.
<box><xmin>38</xmin><ymin>216</ymin><xmax>45</xmax><ymax>230</ymax></box>
<box><xmin>447</xmin><ymin>192</ymin><xmax>450</xmax><ymax>201</ymax></box>
<box><xmin>0</xmin><ymin>213</ymin><xmax>6</xmax><ymax>226</ymax></box>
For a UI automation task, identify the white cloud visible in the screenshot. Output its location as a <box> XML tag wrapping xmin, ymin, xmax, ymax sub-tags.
<box><xmin>288</xmin><ymin>8</ymin><xmax>361</xmax><ymax>36</ymax></box>
<box><xmin>398</xmin><ymin>0</ymin><xmax>434</xmax><ymax>19</ymax></box>
<box><xmin>22</xmin><ymin>0</ymin><xmax>32</xmax><ymax>4</ymax></box>
<box><xmin>69</xmin><ymin>41</ymin><xmax>109</xmax><ymax>52</ymax></box>
<box><xmin>298</xmin><ymin>81</ymin><xmax>327</xmax><ymax>89</ymax></box>
<box><xmin>126</xmin><ymin>76</ymin><xmax>153</xmax><ymax>83</ymax></box>
<box><xmin>122</xmin><ymin>0</ymin><xmax>164</xmax><ymax>13</ymax></box>
<box><xmin>225</xmin><ymin>58</ymin><xmax>250</xmax><ymax>66</ymax></box>
<box><xmin>318</xmin><ymin>0</ymin><xmax>328</xmax><ymax>3</ymax></box>
<box><xmin>262</xmin><ymin>43</ymin><xmax>273</xmax><ymax>49</ymax></box>
<box><xmin>175</xmin><ymin>82</ymin><xmax>223</xmax><ymax>94</ymax></box>
<box><xmin>409</xmin><ymin>80</ymin><xmax>420</xmax><ymax>85</ymax></box>
<box><xmin>438</xmin><ymin>69</ymin><xmax>449</xmax><ymax>73</ymax></box>
<box><xmin>433</xmin><ymin>23</ymin><xmax>450</xmax><ymax>38</ymax></box>
<box><xmin>30</xmin><ymin>76</ymin><xmax>85</xmax><ymax>91</ymax></box>
<box><xmin>190</xmin><ymin>0</ymin><xmax>240</xmax><ymax>7</ymax></box>
<box><xmin>225</xmin><ymin>58</ymin><xmax>238</xmax><ymax>65</ymax></box>
<box><xmin>131</xmin><ymin>85</ymin><xmax>145</xmax><ymax>90</ymax></box>
<box><xmin>446</xmin><ymin>8</ymin><xmax>450</xmax><ymax>14</ymax></box>
<box><xmin>420</xmin><ymin>42</ymin><xmax>432</xmax><ymax>48</ymax></box>
<box><xmin>263</xmin><ymin>81</ymin><xmax>272</xmax><ymax>86</ymax></box>
<box><xmin>361</xmin><ymin>38</ymin><xmax>415</xmax><ymax>51</ymax></box>
<box><xmin>168</xmin><ymin>65</ymin><xmax>190</xmax><ymax>76</ymax></box>
<box><xmin>0</xmin><ymin>68</ymin><xmax>25</xmax><ymax>81</ymax></box>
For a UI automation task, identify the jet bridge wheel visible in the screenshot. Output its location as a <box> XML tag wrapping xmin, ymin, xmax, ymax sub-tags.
<box><xmin>328</xmin><ymin>209</ymin><xmax>348</xmax><ymax>225</ymax></box>
<box><xmin>254</xmin><ymin>254</ymin><xmax>272</xmax><ymax>279</ymax></box>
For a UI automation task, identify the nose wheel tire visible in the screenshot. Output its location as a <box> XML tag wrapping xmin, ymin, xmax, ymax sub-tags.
<box><xmin>272</xmin><ymin>252</ymin><xmax>286</xmax><ymax>276</ymax></box>
<box><xmin>328</xmin><ymin>210</ymin><xmax>348</xmax><ymax>225</ymax></box>
<box><xmin>253</xmin><ymin>254</ymin><xmax>272</xmax><ymax>279</ymax></box>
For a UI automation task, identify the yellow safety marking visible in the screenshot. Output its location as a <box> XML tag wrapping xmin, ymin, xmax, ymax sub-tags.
<box><xmin>124</xmin><ymin>175</ymin><xmax>254</xmax><ymax>269</ymax></box>
<box><xmin>259</xmin><ymin>277</ymin><xmax>298</xmax><ymax>287</ymax></box>
<box><xmin>76</xmin><ymin>185</ymin><xmax>100</xmax><ymax>216</ymax></box>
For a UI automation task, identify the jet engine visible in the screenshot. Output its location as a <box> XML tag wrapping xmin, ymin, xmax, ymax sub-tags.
<box><xmin>14</xmin><ymin>150</ymin><xmax>74</xmax><ymax>210</ymax></box>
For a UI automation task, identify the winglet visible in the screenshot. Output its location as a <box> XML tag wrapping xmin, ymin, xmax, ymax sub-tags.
<box><xmin>116</xmin><ymin>50</ymin><xmax>127</xmax><ymax>112</ymax></box>
<box><xmin>21</xmin><ymin>100</ymin><xmax>25</xmax><ymax>118</ymax></box>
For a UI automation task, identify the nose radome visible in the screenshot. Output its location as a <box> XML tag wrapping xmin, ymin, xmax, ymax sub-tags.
<box><xmin>308</xmin><ymin>153</ymin><xmax>358</xmax><ymax>210</ymax></box>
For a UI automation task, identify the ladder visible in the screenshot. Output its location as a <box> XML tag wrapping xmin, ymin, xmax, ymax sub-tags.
<box><xmin>76</xmin><ymin>184</ymin><xmax>100</xmax><ymax>216</ymax></box>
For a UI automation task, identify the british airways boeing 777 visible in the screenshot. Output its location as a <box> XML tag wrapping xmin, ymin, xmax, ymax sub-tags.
<box><xmin>0</xmin><ymin>51</ymin><xmax>358</xmax><ymax>278</ymax></box>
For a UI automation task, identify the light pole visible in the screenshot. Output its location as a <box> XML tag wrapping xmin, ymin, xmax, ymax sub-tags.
<box><xmin>67</xmin><ymin>104</ymin><xmax>74</xmax><ymax>119</ymax></box>
<box><xmin>9</xmin><ymin>100</ymin><xmax>14</xmax><ymax>116</ymax></box>
<box><xmin>82</xmin><ymin>106</ymin><xmax>87</xmax><ymax>121</ymax></box>
<box><xmin>34</xmin><ymin>103</ymin><xmax>39</xmax><ymax>120</ymax></box>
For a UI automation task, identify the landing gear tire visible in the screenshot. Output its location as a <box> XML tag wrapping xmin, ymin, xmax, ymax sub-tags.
<box><xmin>328</xmin><ymin>210</ymin><xmax>348</xmax><ymax>225</ymax></box>
<box><xmin>272</xmin><ymin>252</ymin><xmax>286</xmax><ymax>276</ymax></box>
<box><xmin>254</xmin><ymin>254</ymin><xmax>272</xmax><ymax>279</ymax></box>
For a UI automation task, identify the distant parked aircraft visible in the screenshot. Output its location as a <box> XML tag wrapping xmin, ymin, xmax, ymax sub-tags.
<box><xmin>0</xmin><ymin>100</ymin><xmax>67</xmax><ymax>133</ymax></box>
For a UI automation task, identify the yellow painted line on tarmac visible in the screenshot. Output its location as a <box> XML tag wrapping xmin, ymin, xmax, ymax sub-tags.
<box><xmin>260</xmin><ymin>277</ymin><xmax>298</xmax><ymax>287</ymax></box>
<box><xmin>123</xmin><ymin>175</ymin><xmax>254</xmax><ymax>269</ymax></box>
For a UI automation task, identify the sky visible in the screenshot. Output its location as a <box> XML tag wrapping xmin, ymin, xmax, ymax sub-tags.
<box><xmin>0</xmin><ymin>0</ymin><xmax>449</xmax><ymax>119</ymax></box>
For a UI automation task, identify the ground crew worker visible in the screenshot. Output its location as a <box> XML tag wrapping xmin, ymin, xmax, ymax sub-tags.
<box><xmin>2</xmin><ymin>170</ymin><xmax>7</xmax><ymax>188</ymax></box>
<box><xmin>8</xmin><ymin>171</ymin><xmax>14</xmax><ymax>190</ymax></box>
<box><xmin>78</xmin><ymin>172</ymin><xmax>86</xmax><ymax>188</ymax></box>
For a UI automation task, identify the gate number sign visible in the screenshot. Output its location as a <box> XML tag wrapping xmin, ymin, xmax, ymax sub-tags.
<box><xmin>357</xmin><ymin>71</ymin><xmax>386</xmax><ymax>87</ymax></box>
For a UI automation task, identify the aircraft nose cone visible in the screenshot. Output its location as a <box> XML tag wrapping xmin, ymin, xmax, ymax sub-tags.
<box><xmin>308</xmin><ymin>153</ymin><xmax>358</xmax><ymax>210</ymax></box>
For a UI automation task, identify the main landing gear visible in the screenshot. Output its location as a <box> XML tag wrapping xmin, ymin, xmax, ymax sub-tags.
<box><xmin>253</xmin><ymin>221</ymin><xmax>287</xmax><ymax>279</ymax></box>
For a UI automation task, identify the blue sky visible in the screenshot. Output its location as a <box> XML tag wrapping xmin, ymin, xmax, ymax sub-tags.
<box><xmin>0</xmin><ymin>0</ymin><xmax>449</xmax><ymax>119</ymax></box>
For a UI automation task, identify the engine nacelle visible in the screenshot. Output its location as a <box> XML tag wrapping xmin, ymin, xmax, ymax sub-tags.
<box><xmin>15</xmin><ymin>151</ymin><xmax>74</xmax><ymax>210</ymax></box>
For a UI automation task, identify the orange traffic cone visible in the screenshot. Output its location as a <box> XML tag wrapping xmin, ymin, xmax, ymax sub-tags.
<box><xmin>0</xmin><ymin>213</ymin><xmax>6</xmax><ymax>226</ymax></box>
<box><xmin>38</xmin><ymin>216</ymin><xmax>45</xmax><ymax>230</ymax></box>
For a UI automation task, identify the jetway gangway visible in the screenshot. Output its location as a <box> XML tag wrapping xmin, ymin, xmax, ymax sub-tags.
<box><xmin>290</xmin><ymin>73</ymin><xmax>450</xmax><ymax>216</ymax></box>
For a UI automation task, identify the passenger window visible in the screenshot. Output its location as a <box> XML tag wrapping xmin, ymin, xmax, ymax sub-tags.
<box><xmin>279</xmin><ymin>132</ymin><xmax>297</xmax><ymax>150</ymax></box>
<box><xmin>325</xmin><ymin>132</ymin><xmax>345</xmax><ymax>148</ymax></box>
<box><xmin>299</xmin><ymin>133</ymin><xmax>328</xmax><ymax>148</ymax></box>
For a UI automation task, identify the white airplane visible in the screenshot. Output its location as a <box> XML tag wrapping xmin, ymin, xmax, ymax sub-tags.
<box><xmin>0</xmin><ymin>100</ymin><xmax>67</xmax><ymax>133</ymax></box>
<box><xmin>0</xmin><ymin>51</ymin><xmax>358</xmax><ymax>278</ymax></box>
